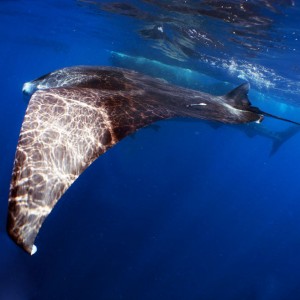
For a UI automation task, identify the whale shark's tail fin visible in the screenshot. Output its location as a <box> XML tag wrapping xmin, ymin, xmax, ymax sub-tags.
<box><xmin>244</xmin><ymin>123</ymin><xmax>300</xmax><ymax>156</ymax></box>
<box><xmin>270</xmin><ymin>125</ymin><xmax>300</xmax><ymax>156</ymax></box>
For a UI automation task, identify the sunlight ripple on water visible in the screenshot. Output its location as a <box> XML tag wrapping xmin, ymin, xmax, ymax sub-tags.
<box><xmin>78</xmin><ymin>0</ymin><xmax>300</xmax><ymax>104</ymax></box>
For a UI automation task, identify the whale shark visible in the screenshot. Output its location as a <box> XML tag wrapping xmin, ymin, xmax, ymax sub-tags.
<box><xmin>7</xmin><ymin>66</ymin><xmax>300</xmax><ymax>254</ymax></box>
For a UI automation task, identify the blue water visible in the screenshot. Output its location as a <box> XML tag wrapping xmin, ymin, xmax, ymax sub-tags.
<box><xmin>1</xmin><ymin>1</ymin><xmax>300</xmax><ymax>299</ymax></box>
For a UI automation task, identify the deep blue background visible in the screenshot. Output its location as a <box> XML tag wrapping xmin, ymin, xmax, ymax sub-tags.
<box><xmin>1</xmin><ymin>1</ymin><xmax>300</xmax><ymax>299</ymax></box>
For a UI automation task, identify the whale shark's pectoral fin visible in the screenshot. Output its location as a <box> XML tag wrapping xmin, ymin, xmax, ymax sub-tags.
<box><xmin>7</xmin><ymin>87</ymin><xmax>172</xmax><ymax>254</ymax></box>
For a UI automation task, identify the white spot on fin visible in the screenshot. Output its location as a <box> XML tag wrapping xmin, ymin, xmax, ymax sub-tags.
<box><xmin>22</xmin><ymin>82</ymin><xmax>36</xmax><ymax>95</ymax></box>
<box><xmin>255</xmin><ymin>115</ymin><xmax>264</xmax><ymax>124</ymax></box>
<box><xmin>31</xmin><ymin>245</ymin><xmax>37</xmax><ymax>255</ymax></box>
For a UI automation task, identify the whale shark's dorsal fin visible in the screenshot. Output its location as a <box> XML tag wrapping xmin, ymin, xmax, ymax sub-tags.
<box><xmin>224</xmin><ymin>83</ymin><xmax>251</xmax><ymax>109</ymax></box>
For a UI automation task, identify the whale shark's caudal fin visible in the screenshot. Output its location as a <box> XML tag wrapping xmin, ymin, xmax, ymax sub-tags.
<box><xmin>270</xmin><ymin>125</ymin><xmax>300</xmax><ymax>156</ymax></box>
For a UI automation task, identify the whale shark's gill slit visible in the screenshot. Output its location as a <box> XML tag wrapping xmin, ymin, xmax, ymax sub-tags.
<box><xmin>7</xmin><ymin>66</ymin><xmax>300</xmax><ymax>254</ymax></box>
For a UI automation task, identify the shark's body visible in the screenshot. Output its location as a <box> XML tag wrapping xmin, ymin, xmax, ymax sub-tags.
<box><xmin>7</xmin><ymin>66</ymin><xmax>295</xmax><ymax>254</ymax></box>
<box><xmin>242</xmin><ymin>123</ymin><xmax>300</xmax><ymax>155</ymax></box>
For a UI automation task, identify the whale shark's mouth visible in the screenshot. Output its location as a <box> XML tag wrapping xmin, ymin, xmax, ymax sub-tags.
<box><xmin>22</xmin><ymin>82</ymin><xmax>37</xmax><ymax>96</ymax></box>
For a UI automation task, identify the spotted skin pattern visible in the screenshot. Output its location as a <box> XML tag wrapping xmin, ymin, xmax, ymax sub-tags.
<box><xmin>8</xmin><ymin>66</ymin><xmax>262</xmax><ymax>254</ymax></box>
